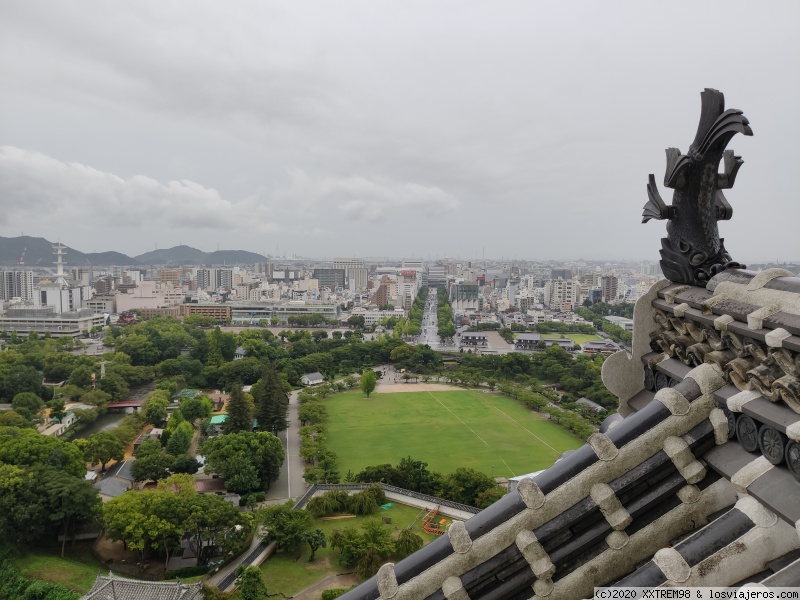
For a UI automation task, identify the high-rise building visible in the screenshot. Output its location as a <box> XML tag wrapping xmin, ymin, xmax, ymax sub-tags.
<box><xmin>159</xmin><ymin>269</ymin><xmax>181</xmax><ymax>286</ymax></box>
<box><xmin>601</xmin><ymin>274</ymin><xmax>619</xmax><ymax>303</ymax></box>
<box><xmin>312</xmin><ymin>268</ymin><xmax>346</xmax><ymax>290</ymax></box>
<box><xmin>348</xmin><ymin>267</ymin><xmax>368</xmax><ymax>291</ymax></box>
<box><xmin>551</xmin><ymin>268</ymin><xmax>573</xmax><ymax>280</ymax></box>
<box><xmin>196</xmin><ymin>268</ymin><xmax>212</xmax><ymax>290</ymax></box>
<box><xmin>1</xmin><ymin>270</ymin><xmax>34</xmax><ymax>301</ymax></box>
<box><xmin>544</xmin><ymin>278</ymin><xmax>578</xmax><ymax>311</ymax></box>
<box><xmin>194</xmin><ymin>268</ymin><xmax>233</xmax><ymax>290</ymax></box>
<box><xmin>427</xmin><ymin>265</ymin><xmax>448</xmax><ymax>287</ymax></box>
<box><xmin>70</xmin><ymin>268</ymin><xmax>90</xmax><ymax>286</ymax></box>
<box><xmin>94</xmin><ymin>275</ymin><xmax>115</xmax><ymax>296</ymax></box>
<box><xmin>217</xmin><ymin>268</ymin><xmax>233</xmax><ymax>289</ymax></box>
<box><xmin>373</xmin><ymin>283</ymin><xmax>389</xmax><ymax>308</ymax></box>
<box><xmin>333</xmin><ymin>258</ymin><xmax>367</xmax><ymax>291</ymax></box>
<box><xmin>402</xmin><ymin>258</ymin><xmax>424</xmax><ymax>271</ymax></box>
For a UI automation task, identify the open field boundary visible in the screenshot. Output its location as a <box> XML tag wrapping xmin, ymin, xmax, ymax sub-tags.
<box><xmin>294</xmin><ymin>483</ymin><xmax>480</xmax><ymax>521</ymax></box>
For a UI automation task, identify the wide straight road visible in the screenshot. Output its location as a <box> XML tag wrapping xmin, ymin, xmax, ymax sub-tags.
<box><xmin>266</xmin><ymin>390</ymin><xmax>307</xmax><ymax>503</ymax></box>
<box><xmin>419</xmin><ymin>287</ymin><xmax>459</xmax><ymax>351</ymax></box>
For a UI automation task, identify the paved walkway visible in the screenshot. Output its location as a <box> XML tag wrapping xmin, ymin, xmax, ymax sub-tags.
<box><xmin>265</xmin><ymin>389</ymin><xmax>307</xmax><ymax>503</ymax></box>
<box><xmin>206</xmin><ymin>531</ymin><xmax>275</xmax><ymax>591</ymax></box>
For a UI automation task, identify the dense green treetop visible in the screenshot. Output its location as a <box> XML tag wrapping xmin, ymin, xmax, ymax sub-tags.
<box><xmin>237</xmin><ymin>566</ymin><xmax>270</xmax><ymax>600</ymax></box>
<box><xmin>82</xmin><ymin>431</ymin><xmax>125</xmax><ymax>472</ymax></box>
<box><xmin>257</xmin><ymin>501</ymin><xmax>311</xmax><ymax>551</ymax></box>
<box><xmin>104</xmin><ymin>474</ymin><xmax>252</xmax><ymax>566</ymax></box>
<box><xmin>0</xmin><ymin>427</ymin><xmax>85</xmax><ymax>477</ymax></box>
<box><xmin>201</xmin><ymin>430</ymin><xmax>285</xmax><ymax>494</ymax></box>
<box><xmin>0</xmin><ymin>409</ymin><xmax>34</xmax><ymax>429</ymax></box>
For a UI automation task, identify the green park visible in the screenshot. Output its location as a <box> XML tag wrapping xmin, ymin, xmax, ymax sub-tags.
<box><xmin>327</xmin><ymin>388</ymin><xmax>584</xmax><ymax>478</ymax></box>
<box><xmin>0</xmin><ymin>287</ymin><xmax>621</xmax><ymax>598</ymax></box>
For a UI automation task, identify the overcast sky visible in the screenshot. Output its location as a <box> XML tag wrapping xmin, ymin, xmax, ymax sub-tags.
<box><xmin>1</xmin><ymin>1</ymin><xmax>798</xmax><ymax>263</ymax></box>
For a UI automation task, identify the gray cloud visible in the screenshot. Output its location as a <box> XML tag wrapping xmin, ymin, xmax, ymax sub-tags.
<box><xmin>275</xmin><ymin>170</ymin><xmax>460</xmax><ymax>222</ymax></box>
<box><xmin>0</xmin><ymin>146</ymin><xmax>279</xmax><ymax>235</ymax></box>
<box><xmin>0</xmin><ymin>1</ymin><xmax>798</xmax><ymax>260</ymax></box>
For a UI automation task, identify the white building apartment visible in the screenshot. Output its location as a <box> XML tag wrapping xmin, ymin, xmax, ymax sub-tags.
<box><xmin>544</xmin><ymin>278</ymin><xmax>579</xmax><ymax>311</ymax></box>
<box><xmin>36</xmin><ymin>282</ymin><xmax>93</xmax><ymax>314</ymax></box>
<box><xmin>1</xmin><ymin>270</ymin><xmax>34</xmax><ymax>301</ymax></box>
<box><xmin>350</xmin><ymin>306</ymin><xmax>407</xmax><ymax>327</ymax></box>
<box><xmin>115</xmin><ymin>281</ymin><xmax>185</xmax><ymax>312</ymax></box>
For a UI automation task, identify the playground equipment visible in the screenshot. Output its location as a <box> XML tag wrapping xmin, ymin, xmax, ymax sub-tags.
<box><xmin>421</xmin><ymin>506</ymin><xmax>449</xmax><ymax>535</ymax></box>
<box><xmin>407</xmin><ymin>507</ymin><xmax>427</xmax><ymax>531</ymax></box>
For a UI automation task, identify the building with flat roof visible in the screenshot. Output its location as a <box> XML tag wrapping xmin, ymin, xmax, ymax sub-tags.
<box><xmin>601</xmin><ymin>273</ymin><xmax>619</xmax><ymax>302</ymax></box>
<box><xmin>1</xmin><ymin>270</ymin><xmax>34</xmax><ymax>301</ymax></box>
<box><xmin>116</xmin><ymin>281</ymin><xmax>184</xmax><ymax>313</ymax></box>
<box><xmin>0</xmin><ymin>307</ymin><xmax>105</xmax><ymax>337</ymax></box>
<box><xmin>333</xmin><ymin>257</ymin><xmax>367</xmax><ymax>289</ymax></box>
<box><xmin>83</xmin><ymin>294</ymin><xmax>115</xmax><ymax>314</ymax></box>
<box><xmin>350</xmin><ymin>306</ymin><xmax>406</xmax><ymax>326</ymax></box>
<box><xmin>182</xmin><ymin>303</ymin><xmax>232</xmax><ymax>322</ymax></box>
<box><xmin>312</xmin><ymin>268</ymin><xmax>345</xmax><ymax>290</ymax></box>
<box><xmin>450</xmin><ymin>282</ymin><xmax>479</xmax><ymax>311</ymax></box>
<box><xmin>604</xmin><ymin>315</ymin><xmax>634</xmax><ymax>331</ymax></box>
<box><xmin>220</xmin><ymin>300</ymin><xmax>340</xmax><ymax>325</ymax></box>
<box><xmin>544</xmin><ymin>278</ymin><xmax>578</xmax><ymax>311</ymax></box>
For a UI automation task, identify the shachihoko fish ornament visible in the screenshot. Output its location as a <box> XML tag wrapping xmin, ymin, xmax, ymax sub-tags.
<box><xmin>642</xmin><ymin>88</ymin><xmax>752</xmax><ymax>285</ymax></box>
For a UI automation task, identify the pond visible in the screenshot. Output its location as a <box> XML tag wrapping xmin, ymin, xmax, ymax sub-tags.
<box><xmin>71</xmin><ymin>382</ymin><xmax>154</xmax><ymax>439</ymax></box>
<box><xmin>71</xmin><ymin>411</ymin><xmax>127</xmax><ymax>439</ymax></box>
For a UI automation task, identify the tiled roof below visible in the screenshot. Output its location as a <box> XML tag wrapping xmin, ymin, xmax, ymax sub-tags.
<box><xmin>81</xmin><ymin>573</ymin><xmax>202</xmax><ymax>600</ymax></box>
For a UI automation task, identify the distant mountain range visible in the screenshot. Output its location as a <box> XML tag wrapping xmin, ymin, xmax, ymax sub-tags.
<box><xmin>0</xmin><ymin>236</ymin><xmax>266</xmax><ymax>267</ymax></box>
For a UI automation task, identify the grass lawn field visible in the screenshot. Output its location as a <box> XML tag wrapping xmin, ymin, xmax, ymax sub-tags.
<box><xmin>326</xmin><ymin>389</ymin><xmax>584</xmax><ymax>478</ymax></box>
<box><xmin>260</xmin><ymin>502</ymin><xmax>439</xmax><ymax>596</ymax></box>
<box><xmin>12</xmin><ymin>543</ymin><xmax>103</xmax><ymax>594</ymax></box>
<box><xmin>544</xmin><ymin>333</ymin><xmax>603</xmax><ymax>345</ymax></box>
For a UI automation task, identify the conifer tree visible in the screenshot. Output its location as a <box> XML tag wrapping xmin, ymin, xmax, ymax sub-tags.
<box><xmin>222</xmin><ymin>382</ymin><xmax>253</xmax><ymax>433</ymax></box>
<box><xmin>206</xmin><ymin>326</ymin><xmax>224</xmax><ymax>367</ymax></box>
<box><xmin>252</xmin><ymin>364</ymin><xmax>288</xmax><ymax>434</ymax></box>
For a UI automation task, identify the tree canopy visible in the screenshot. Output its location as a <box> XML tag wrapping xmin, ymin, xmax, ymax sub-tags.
<box><xmin>82</xmin><ymin>431</ymin><xmax>125</xmax><ymax>472</ymax></box>
<box><xmin>201</xmin><ymin>431</ymin><xmax>285</xmax><ymax>494</ymax></box>
<box><xmin>0</xmin><ymin>427</ymin><xmax>85</xmax><ymax>478</ymax></box>
<box><xmin>104</xmin><ymin>476</ymin><xmax>251</xmax><ymax>566</ymax></box>
<box><xmin>360</xmin><ymin>370</ymin><xmax>377</xmax><ymax>398</ymax></box>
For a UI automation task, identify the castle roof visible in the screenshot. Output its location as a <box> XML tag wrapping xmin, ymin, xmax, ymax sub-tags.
<box><xmin>81</xmin><ymin>572</ymin><xmax>203</xmax><ymax>600</ymax></box>
<box><xmin>337</xmin><ymin>269</ymin><xmax>800</xmax><ymax>599</ymax></box>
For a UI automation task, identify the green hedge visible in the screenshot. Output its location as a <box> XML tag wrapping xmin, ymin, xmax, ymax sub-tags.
<box><xmin>322</xmin><ymin>587</ymin><xmax>357</xmax><ymax>600</ymax></box>
<box><xmin>0</xmin><ymin>560</ymin><xmax>79</xmax><ymax>600</ymax></box>
<box><xmin>163</xmin><ymin>565</ymin><xmax>209</xmax><ymax>580</ymax></box>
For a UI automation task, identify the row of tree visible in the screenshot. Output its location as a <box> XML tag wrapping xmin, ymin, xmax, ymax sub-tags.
<box><xmin>576</xmin><ymin>302</ymin><xmax>634</xmax><ymax>344</ymax></box>
<box><xmin>436</xmin><ymin>288</ymin><xmax>456</xmax><ymax>340</ymax></box>
<box><xmin>298</xmin><ymin>383</ymin><xmax>341</xmax><ymax>485</ymax></box>
<box><xmin>351</xmin><ymin>457</ymin><xmax>504</xmax><ymax>509</ymax></box>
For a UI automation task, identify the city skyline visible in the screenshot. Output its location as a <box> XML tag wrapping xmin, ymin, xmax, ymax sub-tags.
<box><xmin>1</xmin><ymin>1</ymin><xmax>798</xmax><ymax>262</ymax></box>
